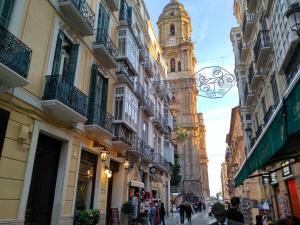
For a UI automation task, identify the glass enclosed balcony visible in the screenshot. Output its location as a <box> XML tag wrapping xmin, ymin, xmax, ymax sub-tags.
<box><xmin>58</xmin><ymin>0</ymin><xmax>95</xmax><ymax>36</ymax></box>
<box><xmin>0</xmin><ymin>26</ymin><xmax>32</xmax><ymax>88</ymax></box>
<box><xmin>42</xmin><ymin>75</ymin><xmax>87</xmax><ymax>124</ymax></box>
<box><xmin>254</xmin><ymin>30</ymin><xmax>272</xmax><ymax>68</ymax></box>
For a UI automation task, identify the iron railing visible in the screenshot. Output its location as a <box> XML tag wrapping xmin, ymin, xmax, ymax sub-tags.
<box><xmin>133</xmin><ymin>137</ymin><xmax>155</xmax><ymax>162</ymax></box>
<box><xmin>144</xmin><ymin>97</ymin><xmax>155</xmax><ymax>116</ymax></box>
<box><xmin>263</xmin><ymin>105</ymin><xmax>277</xmax><ymax>125</ymax></box>
<box><xmin>0</xmin><ymin>25</ymin><xmax>32</xmax><ymax>79</ymax></box>
<box><xmin>144</xmin><ymin>58</ymin><xmax>153</xmax><ymax>76</ymax></box>
<box><xmin>254</xmin><ymin>30</ymin><xmax>271</xmax><ymax>62</ymax></box>
<box><xmin>113</xmin><ymin>124</ymin><xmax>135</xmax><ymax>146</ymax></box>
<box><xmin>43</xmin><ymin>75</ymin><xmax>87</xmax><ymax>116</ymax></box>
<box><xmin>116</xmin><ymin>62</ymin><xmax>135</xmax><ymax>85</ymax></box>
<box><xmin>248</xmin><ymin>62</ymin><xmax>261</xmax><ymax>85</ymax></box>
<box><xmin>86</xmin><ymin>108</ymin><xmax>114</xmax><ymax>134</ymax></box>
<box><xmin>94</xmin><ymin>28</ymin><xmax>118</xmax><ymax>59</ymax></box>
<box><xmin>134</xmin><ymin>81</ymin><xmax>146</xmax><ymax>99</ymax></box>
<box><xmin>59</xmin><ymin>0</ymin><xmax>95</xmax><ymax>29</ymax></box>
<box><xmin>242</xmin><ymin>10</ymin><xmax>255</xmax><ymax>34</ymax></box>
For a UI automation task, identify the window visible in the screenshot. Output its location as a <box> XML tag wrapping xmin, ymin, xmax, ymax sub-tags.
<box><xmin>0</xmin><ymin>108</ymin><xmax>9</xmax><ymax>156</ymax></box>
<box><xmin>0</xmin><ymin>0</ymin><xmax>14</xmax><ymax>28</ymax></box>
<box><xmin>52</xmin><ymin>31</ymin><xmax>79</xmax><ymax>84</ymax></box>
<box><xmin>170</xmin><ymin>58</ymin><xmax>175</xmax><ymax>72</ymax></box>
<box><xmin>178</xmin><ymin>61</ymin><xmax>181</xmax><ymax>72</ymax></box>
<box><xmin>75</xmin><ymin>150</ymin><xmax>98</xmax><ymax>210</ymax></box>
<box><xmin>143</xmin><ymin>121</ymin><xmax>148</xmax><ymax>144</ymax></box>
<box><xmin>271</xmin><ymin>76</ymin><xmax>280</xmax><ymax>105</ymax></box>
<box><xmin>170</xmin><ymin>24</ymin><xmax>175</xmax><ymax>36</ymax></box>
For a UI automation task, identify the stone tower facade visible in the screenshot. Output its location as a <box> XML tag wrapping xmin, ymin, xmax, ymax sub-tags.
<box><xmin>157</xmin><ymin>0</ymin><xmax>210</xmax><ymax>200</ymax></box>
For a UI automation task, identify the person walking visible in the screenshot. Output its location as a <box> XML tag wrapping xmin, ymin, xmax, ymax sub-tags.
<box><xmin>149</xmin><ymin>202</ymin><xmax>157</xmax><ymax>225</ymax></box>
<box><xmin>226</xmin><ymin>197</ymin><xmax>244</xmax><ymax>224</ymax></box>
<box><xmin>185</xmin><ymin>203</ymin><xmax>193</xmax><ymax>225</ymax></box>
<box><xmin>209</xmin><ymin>203</ymin><xmax>242</xmax><ymax>225</ymax></box>
<box><xmin>159</xmin><ymin>202</ymin><xmax>166</xmax><ymax>225</ymax></box>
<box><xmin>256</xmin><ymin>215</ymin><xmax>263</xmax><ymax>225</ymax></box>
<box><xmin>178</xmin><ymin>202</ymin><xmax>185</xmax><ymax>224</ymax></box>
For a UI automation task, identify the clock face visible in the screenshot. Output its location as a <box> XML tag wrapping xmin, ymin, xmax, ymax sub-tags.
<box><xmin>150</xmin><ymin>167</ymin><xmax>156</xmax><ymax>174</ymax></box>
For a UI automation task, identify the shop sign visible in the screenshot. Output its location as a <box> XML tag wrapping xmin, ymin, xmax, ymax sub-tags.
<box><xmin>262</xmin><ymin>173</ymin><xmax>270</xmax><ymax>185</ymax></box>
<box><xmin>130</xmin><ymin>180</ymin><xmax>144</xmax><ymax>188</ymax></box>
<box><xmin>281</xmin><ymin>161</ymin><xmax>292</xmax><ymax>178</ymax></box>
<box><xmin>270</xmin><ymin>172</ymin><xmax>278</xmax><ymax>184</ymax></box>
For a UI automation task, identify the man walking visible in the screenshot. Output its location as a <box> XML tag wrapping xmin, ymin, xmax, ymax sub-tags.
<box><xmin>178</xmin><ymin>202</ymin><xmax>185</xmax><ymax>224</ymax></box>
<box><xmin>209</xmin><ymin>203</ymin><xmax>242</xmax><ymax>225</ymax></box>
<box><xmin>226</xmin><ymin>197</ymin><xmax>244</xmax><ymax>224</ymax></box>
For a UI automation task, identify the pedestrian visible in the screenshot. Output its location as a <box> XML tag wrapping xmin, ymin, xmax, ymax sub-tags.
<box><xmin>209</xmin><ymin>203</ymin><xmax>242</xmax><ymax>225</ymax></box>
<box><xmin>198</xmin><ymin>201</ymin><xmax>203</xmax><ymax>212</ymax></box>
<box><xmin>159</xmin><ymin>202</ymin><xmax>166</xmax><ymax>225</ymax></box>
<box><xmin>149</xmin><ymin>202</ymin><xmax>157</xmax><ymax>225</ymax></box>
<box><xmin>226</xmin><ymin>197</ymin><xmax>244</xmax><ymax>224</ymax></box>
<box><xmin>177</xmin><ymin>202</ymin><xmax>185</xmax><ymax>224</ymax></box>
<box><xmin>256</xmin><ymin>215</ymin><xmax>263</xmax><ymax>225</ymax></box>
<box><xmin>155</xmin><ymin>203</ymin><xmax>160</xmax><ymax>225</ymax></box>
<box><xmin>203</xmin><ymin>202</ymin><xmax>206</xmax><ymax>212</ymax></box>
<box><xmin>185</xmin><ymin>203</ymin><xmax>193</xmax><ymax>225</ymax></box>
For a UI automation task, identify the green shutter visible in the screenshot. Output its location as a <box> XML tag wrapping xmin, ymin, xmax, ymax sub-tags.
<box><xmin>0</xmin><ymin>0</ymin><xmax>15</xmax><ymax>28</ymax></box>
<box><xmin>66</xmin><ymin>44</ymin><xmax>79</xmax><ymax>84</ymax></box>
<box><xmin>87</xmin><ymin>64</ymin><xmax>99</xmax><ymax>124</ymax></box>
<box><xmin>97</xmin><ymin>3</ymin><xmax>110</xmax><ymax>35</ymax></box>
<box><xmin>52</xmin><ymin>31</ymin><xmax>64</xmax><ymax>75</ymax></box>
<box><xmin>100</xmin><ymin>77</ymin><xmax>109</xmax><ymax>122</ymax></box>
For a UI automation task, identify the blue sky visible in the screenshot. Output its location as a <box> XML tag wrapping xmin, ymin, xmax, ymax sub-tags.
<box><xmin>145</xmin><ymin>0</ymin><xmax>239</xmax><ymax>196</ymax></box>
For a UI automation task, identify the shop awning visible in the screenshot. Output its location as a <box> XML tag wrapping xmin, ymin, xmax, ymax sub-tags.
<box><xmin>235</xmin><ymin>76</ymin><xmax>300</xmax><ymax>187</ymax></box>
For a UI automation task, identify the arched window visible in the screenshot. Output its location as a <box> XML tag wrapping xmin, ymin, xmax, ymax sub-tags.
<box><xmin>170</xmin><ymin>58</ymin><xmax>175</xmax><ymax>72</ymax></box>
<box><xmin>170</xmin><ymin>24</ymin><xmax>175</xmax><ymax>36</ymax></box>
<box><xmin>178</xmin><ymin>61</ymin><xmax>181</xmax><ymax>72</ymax></box>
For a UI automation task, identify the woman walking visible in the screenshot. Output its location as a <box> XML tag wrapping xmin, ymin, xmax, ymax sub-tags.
<box><xmin>185</xmin><ymin>203</ymin><xmax>193</xmax><ymax>225</ymax></box>
<box><xmin>159</xmin><ymin>202</ymin><xmax>166</xmax><ymax>225</ymax></box>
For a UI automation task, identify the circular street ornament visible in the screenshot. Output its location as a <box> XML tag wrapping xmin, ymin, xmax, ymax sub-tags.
<box><xmin>149</xmin><ymin>167</ymin><xmax>156</xmax><ymax>174</ymax></box>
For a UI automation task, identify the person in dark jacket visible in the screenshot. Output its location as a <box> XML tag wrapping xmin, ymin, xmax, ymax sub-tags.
<box><xmin>178</xmin><ymin>203</ymin><xmax>185</xmax><ymax>224</ymax></box>
<box><xmin>226</xmin><ymin>197</ymin><xmax>244</xmax><ymax>224</ymax></box>
<box><xmin>185</xmin><ymin>203</ymin><xmax>193</xmax><ymax>225</ymax></box>
<box><xmin>159</xmin><ymin>202</ymin><xmax>166</xmax><ymax>225</ymax></box>
<box><xmin>209</xmin><ymin>203</ymin><xmax>242</xmax><ymax>225</ymax></box>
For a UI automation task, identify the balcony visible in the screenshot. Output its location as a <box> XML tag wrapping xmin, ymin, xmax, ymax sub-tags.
<box><xmin>254</xmin><ymin>30</ymin><xmax>272</xmax><ymax>68</ymax></box>
<box><xmin>42</xmin><ymin>75</ymin><xmax>87</xmax><ymax>124</ymax></box>
<box><xmin>112</xmin><ymin>124</ymin><xmax>135</xmax><ymax>150</ymax></box>
<box><xmin>143</xmin><ymin>97</ymin><xmax>155</xmax><ymax>117</ymax></box>
<box><xmin>156</xmin><ymin>154</ymin><xmax>171</xmax><ymax>172</ymax></box>
<box><xmin>263</xmin><ymin>105</ymin><xmax>277</xmax><ymax>125</ymax></box>
<box><xmin>242</xmin><ymin>11</ymin><xmax>255</xmax><ymax>41</ymax></box>
<box><xmin>238</xmin><ymin>40</ymin><xmax>250</xmax><ymax>62</ymax></box>
<box><xmin>58</xmin><ymin>0</ymin><xmax>95</xmax><ymax>36</ymax></box>
<box><xmin>116</xmin><ymin>62</ymin><xmax>135</xmax><ymax>89</ymax></box>
<box><xmin>103</xmin><ymin>0</ymin><xmax>119</xmax><ymax>11</ymax></box>
<box><xmin>153</xmin><ymin>79</ymin><xmax>166</xmax><ymax>98</ymax></box>
<box><xmin>93</xmin><ymin>28</ymin><xmax>118</xmax><ymax>69</ymax></box>
<box><xmin>0</xmin><ymin>26</ymin><xmax>32</xmax><ymax>89</ymax></box>
<box><xmin>153</xmin><ymin>111</ymin><xmax>167</xmax><ymax>133</ymax></box>
<box><xmin>248</xmin><ymin>62</ymin><xmax>262</xmax><ymax>90</ymax></box>
<box><xmin>139</xmin><ymin>45</ymin><xmax>146</xmax><ymax>62</ymax></box>
<box><xmin>131</xmin><ymin>137</ymin><xmax>155</xmax><ymax>162</ymax></box>
<box><xmin>85</xmin><ymin>111</ymin><xmax>114</xmax><ymax>140</ymax></box>
<box><xmin>244</xmin><ymin>85</ymin><xmax>255</xmax><ymax>106</ymax></box>
<box><xmin>256</xmin><ymin>124</ymin><xmax>264</xmax><ymax>139</ymax></box>
<box><xmin>144</xmin><ymin>59</ymin><xmax>154</xmax><ymax>78</ymax></box>
<box><xmin>134</xmin><ymin>81</ymin><xmax>146</xmax><ymax>105</ymax></box>
<box><xmin>247</xmin><ymin>0</ymin><xmax>257</xmax><ymax>11</ymax></box>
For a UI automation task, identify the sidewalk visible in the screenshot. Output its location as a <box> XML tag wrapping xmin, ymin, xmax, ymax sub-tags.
<box><xmin>166</xmin><ymin>212</ymin><xmax>206</xmax><ymax>225</ymax></box>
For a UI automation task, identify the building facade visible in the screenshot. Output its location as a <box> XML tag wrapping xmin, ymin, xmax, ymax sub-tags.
<box><xmin>157</xmin><ymin>0</ymin><xmax>210</xmax><ymax>201</ymax></box>
<box><xmin>231</xmin><ymin>0</ymin><xmax>300</xmax><ymax>221</ymax></box>
<box><xmin>0</xmin><ymin>0</ymin><xmax>175</xmax><ymax>224</ymax></box>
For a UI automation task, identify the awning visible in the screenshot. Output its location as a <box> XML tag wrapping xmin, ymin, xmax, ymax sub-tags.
<box><xmin>235</xmin><ymin>76</ymin><xmax>300</xmax><ymax>187</ymax></box>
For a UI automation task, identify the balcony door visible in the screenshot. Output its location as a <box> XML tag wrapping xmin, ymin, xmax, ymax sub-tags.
<box><xmin>0</xmin><ymin>0</ymin><xmax>14</xmax><ymax>28</ymax></box>
<box><xmin>96</xmin><ymin>3</ymin><xmax>110</xmax><ymax>41</ymax></box>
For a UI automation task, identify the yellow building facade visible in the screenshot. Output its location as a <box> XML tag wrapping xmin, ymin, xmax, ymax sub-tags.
<box><xmin>0</xmin><ymin>0</ymin><xmax>175</xmax><ymax>224</ymax></box>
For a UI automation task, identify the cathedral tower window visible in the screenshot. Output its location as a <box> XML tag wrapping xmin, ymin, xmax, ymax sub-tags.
<box><xmin>170</xmin><ymin>58</ymin><xmax>176</xmax><ymax>72</ymax></box>
<box><xmin>170</xmin><ymin>24</ymin><xmax>175</xmax><ymax>36</ymax></box>
<box><xmin>178</xmin><ymin>61</ymin><xmax>181</xmax><ymax>72</ymax></box>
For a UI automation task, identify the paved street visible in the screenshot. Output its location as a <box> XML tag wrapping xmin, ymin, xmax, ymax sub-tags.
<box><xmin>166</xmin><ymin>212</ymin><xmax>215</xmax><ymax>225</ymax></box>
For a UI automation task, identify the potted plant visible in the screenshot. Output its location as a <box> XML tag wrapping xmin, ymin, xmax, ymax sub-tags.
<box><xmin>74</xmin><ymin>209</ymin><xmax>100</xmax><ymax>225</ymax></box>
<box><xmin>121</xmin><ymin>201</ymin><xmax>134</xmax><ymax>215</ymax></box>
<box><xmin>176</xmin><ymin>128</ymin><xmax>188</xmax><ymax>144</ymax></box>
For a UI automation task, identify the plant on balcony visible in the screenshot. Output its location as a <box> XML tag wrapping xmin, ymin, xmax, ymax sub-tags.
<box><xmin>121</xmin><ymin>201</ymin><xmax>134</xmax><ymax>214</ymax></box>
<box><xmin>175</xmin><ymin>128</ymin><xmax>188</xmax><ymax>144</ymax></box>
<box><xmin>74</xmin><ymin>209</ymin><xmax>100</xmax><ymax>225</ymax></box>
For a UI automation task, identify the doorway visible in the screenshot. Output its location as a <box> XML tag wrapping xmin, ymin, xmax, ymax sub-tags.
<box><xmin>25</xmin><ymin>133</ymin><xmax>62</xmax><ymax>225</ymax></box>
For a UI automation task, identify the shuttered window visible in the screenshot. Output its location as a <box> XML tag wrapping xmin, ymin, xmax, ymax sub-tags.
<box><xmin>0</xmin><ymin>108</ymin><xmax>10</xmax><ymax>156</ymax></box>
<box><xmin>0</xmin><ymin>0</ymin><xmax>14</xmax><ymax>28</ymax></box>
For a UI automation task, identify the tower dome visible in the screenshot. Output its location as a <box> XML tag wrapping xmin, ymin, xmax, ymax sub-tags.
<box><xmin>158</xmin><ymin>0</ymin><xmax>190</xmax><ymax>21</ymax></box>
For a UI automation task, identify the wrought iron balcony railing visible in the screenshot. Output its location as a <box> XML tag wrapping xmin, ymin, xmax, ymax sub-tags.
<box><xmin>254</xmin><ymin>30</ymin><xmax>271</xmax><ymax>62</ymax></box>
<box><xmin>94</xmin><ymin>28</ymin><xmax>118</xmax><ymax>59</ymax></box>
<box><xmin>144</xmin><ymin>96</ymin><xmax>155</xmax><ymax>116</ymax></box>
<box><xmin>86</xmin><ymin>108</ymin><xmax>114</xmax><ymax>134</ymax></box>
<box><xmin>263</xmin><ymin>105</ymin><xmax>277</xmax><ymax>125</ymax></box>
<box><xmin>59</xmin><ymin>0</ymin><xmax>95</xmax><ymax>30</ymax></box>
<box><xmin>248</xmin><ymin>62</ymin><xmax>261</xmax><ymax>85</ymax></box>
<box><xmin>256</xmin><ymin>124</ymin><xmax>264</xmax><ymax>139</ymax></box>
<box><xmin>116</xmin><ymin>61</ymin><xmax>135</xmax><ymax>86</ymax></box>
<box><xmin>133</xmin><ymin>137</ymin><xmax>155</xmax><ymax>162</ymax></box>
<box><xmin>134</xmin><ymin>81</ymin><xmax>146</xmax><ymax>100</ymax></box>
<box><xmin>242</xmin><ymin>10</ymin><xmax>255</xmax><ymax>34</ymax></box>
<box><xmin>113</xmin><ymin>124</ymin><xmax>135</xmax><ymax>146</ymax></box>
<box><xmin>43</xmin><ymin>75</ymin><xmax>87</xmax><ymax>116</ymax></box>
<box><xmin>0</xmin><ymin>25</ymin><xmax>32</xmax><ymax>79</ymax></box>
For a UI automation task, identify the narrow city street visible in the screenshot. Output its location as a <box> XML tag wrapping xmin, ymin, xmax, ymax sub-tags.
<box><xmin>166</xmin><ymin>212</ymin><xmax>215</xmax><ymax>225</ymax></box>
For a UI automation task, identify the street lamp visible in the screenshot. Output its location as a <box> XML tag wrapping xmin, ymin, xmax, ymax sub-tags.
<box><xmin>285</xmin><ymin>2</ymin><xmax>300</xmax><ymax>36</ymax></box>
